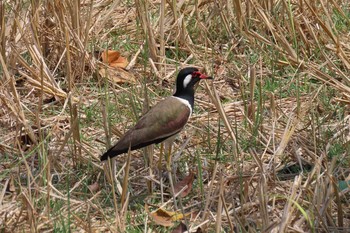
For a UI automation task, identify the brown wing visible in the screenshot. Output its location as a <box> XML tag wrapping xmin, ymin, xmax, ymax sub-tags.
<box><xmin>101</xmin><ymin>97</ymin><xmax>190</xmax><ymax>160</ymax></box>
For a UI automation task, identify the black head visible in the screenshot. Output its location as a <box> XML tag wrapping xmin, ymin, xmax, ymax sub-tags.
<box><xmin>173</xmin><ymin>67</ymin><xmax>212</xmax><ymax>98</ymax></box>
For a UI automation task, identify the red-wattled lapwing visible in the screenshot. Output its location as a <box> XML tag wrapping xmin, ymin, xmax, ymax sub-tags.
<box><xmin>100</xmin><ymin>67</ymin><xmax>212</xmax><ymax>162</ymax></box>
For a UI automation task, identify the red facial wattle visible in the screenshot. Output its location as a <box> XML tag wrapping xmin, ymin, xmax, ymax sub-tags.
<box><xmin>192</xmin><ymin>71</ymin><xmax>213</xmax><ymax>79</ymax></box>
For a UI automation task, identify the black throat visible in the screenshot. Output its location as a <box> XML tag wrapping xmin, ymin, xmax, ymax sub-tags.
<box><xmin>173</xmin><ymin>88</ymin><xmax>195</xmax><ymax>110</ymax></box>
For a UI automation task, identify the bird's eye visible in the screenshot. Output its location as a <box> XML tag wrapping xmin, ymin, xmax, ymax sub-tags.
<box><xmin>192</xmin><ymin>71</ymin><xmax>201</xmax><ymax>77</ymax></box>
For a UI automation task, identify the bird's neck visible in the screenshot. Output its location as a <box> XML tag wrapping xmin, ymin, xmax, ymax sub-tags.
<box><xmin>173</xmin><ymin>89</ymin><xmax>195</xmax><ymax>109</ymax></box>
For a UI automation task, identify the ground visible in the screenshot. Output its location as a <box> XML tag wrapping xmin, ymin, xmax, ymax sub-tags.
<box><xmin>0</xmin><ymin>0</ymin><xmax>349</xmax><ymax>232</ymax></box>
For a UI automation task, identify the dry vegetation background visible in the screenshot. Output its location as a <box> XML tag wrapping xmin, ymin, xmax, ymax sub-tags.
<box><xmin>1</xmin><ymin>0</ymin><xmax>350</xmax><ymax>232</ymax></box>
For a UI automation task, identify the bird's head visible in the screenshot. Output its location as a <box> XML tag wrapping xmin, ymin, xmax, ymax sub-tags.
<box><xmin>174</xmin><ymin>67</ymin><xmax>212</xmax><ymax>96</ymax></box>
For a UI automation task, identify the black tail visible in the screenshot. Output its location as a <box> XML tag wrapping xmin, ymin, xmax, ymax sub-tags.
<box><xmin>100</xmin><ymin>146</ymin><xmax>129</xmax><ymax>161</ymax></box>
<box><xmin>100</xmin><ymin>135</ymin><xmax>174</xmax><ymax>161</ymax></box>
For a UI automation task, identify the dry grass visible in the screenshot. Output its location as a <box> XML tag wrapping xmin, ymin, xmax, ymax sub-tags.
<box><xmin>1</xmin><ymin>0</ymin><xmax>350</xmax><ymax>232</ymax></box>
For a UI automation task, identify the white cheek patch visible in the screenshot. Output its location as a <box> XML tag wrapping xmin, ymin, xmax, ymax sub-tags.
<box><xmin>183</xmin><ymin>74</ymin><xmax>192</xmax><ymax>88</ymax></box>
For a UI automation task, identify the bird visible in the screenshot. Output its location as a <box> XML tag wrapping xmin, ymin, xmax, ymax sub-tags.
<box><xmin>100</xmin><ymin>67</ymin><xmax>212</xmax><ymax>161</ymax></box>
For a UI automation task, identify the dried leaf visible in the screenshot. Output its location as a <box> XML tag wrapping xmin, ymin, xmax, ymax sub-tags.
<box><xmin>8</xmin><ymin>176</ymin><xmax>15</xmax><ymax>192</ymax></box>
<box><xmin>101</xmin><ymin>50</ymin><xmax>120</xmax><ymax>63</ymax></box>
<box><xmin>110</xmin><ymin>56</ymin><xmax>128</xmax><ymax>69</ymax></box>
<box><xmin>88</xmin><ymin>182</ymin><xmax>100</xmax><ymax>192</ymax></box>
<box><xmin>172</xmin><ymin>222</ymin><xmax>187</xmax><ymax>233</ymax></box>
<box><xmin>174</xmin><ymin>172</ymin><xmax>195</xmax><ymax>197</ymax></box>
<box><xmin>148</xmin><ymin>207</ymin><xmax>174</xmax><ymax>227</ymax></box>
<box><xmin>101</xmin><ymin>50</ymin><xmax>128</xmax><ymax>68</ymax></box>
<box><xmin>98</xmin><ymin>66</ymin><xmax>136</xmax><ymax>84</ymax></box>
<box><xmin>4</xmin><ymin>176</ymin><xmax>16</xmax><ymax>193</ymax></box>
<box><xmin>146</xmin><ymin>204</ymin><xmax>190</xmax><ymax>227</ymax></box>
<box><xmin>98</xmin><ymin>50</ymin><xmax>133</xmax><ymax>83</ymax></box>
<box><xmin>170</xmin><ymin>211</ymin><xmax>188</xmax><ymax>221</ymax></box>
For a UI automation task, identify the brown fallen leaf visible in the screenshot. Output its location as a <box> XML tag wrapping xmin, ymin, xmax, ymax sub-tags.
<box><xmin>96</xmin><ymin>50</ymin><xmax>135</xmax><ymax>84</ymax></box>
<box><xmin>98</xmin><ymin>66</ymin><xmax>136</xmax><ymax>84</ymax></box>
<box><xmin>8</xmin><ymin>176</ymin><xmax>15</xmax><ymax>192</ymax></box>
<box><xmin>88</xmin><ymin>181</ymin><xmax>100</xmax><ymax>193</ymax></box>
<box><xmin>101</xmin><ymin>50</ymin><xmax>129</xmax><ymax>68</ymax></box>
<box><xmin>145</xmin><ymin>204</ymin><xmax>191</xmax><ymax>227</ymax></box>
<box><xmin>174</xmin><ymin>171</ymin><xmax>195</xmax><ymax>197</ymax></box>
<box><xmin>151</xmin><ymin>209</ymin><xmax>174</xmax><ymax>227</ymax></box>
<box><xmin>4</xmin><ymin>176</ymin><xmax>16</xmax><ymax>193</ymax></box>
<box><xmin>172</xmin><ymin>222</ymin><xmax>187</xmax><ymax>233</ymax></box>
<box><xmin>146</xmin><ymin>204</ymin><xmax>173</xmax><ymax>227</ymax></box>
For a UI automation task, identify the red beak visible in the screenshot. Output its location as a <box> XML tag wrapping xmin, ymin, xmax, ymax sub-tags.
<box><xmin>193</xmin><ymin>71</ymin><xmax>213</xmax><ymax>79</ymax></box>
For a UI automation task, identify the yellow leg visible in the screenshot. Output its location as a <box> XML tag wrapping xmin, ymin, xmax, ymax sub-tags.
<box><xmin>159</xmin><ymin>143</ymin><xmax>164</xmax><ymax>203</ymax></box>
<box><xmin>158</xmin><ymin>143</ymin><xmax>164</xmax><ymax>170</ymax></box>
<box><xmin>165</xmin><ymin>144</ymin><xmax>178</xmax><ymax>209</ymax></box>
<box><xmin>166</xmin><ymin>144</ymin><xmax>172</xmax><ymax>172</ymax></box>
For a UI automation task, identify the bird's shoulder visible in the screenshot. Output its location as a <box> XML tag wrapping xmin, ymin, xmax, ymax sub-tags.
<box><xmin>135</xmin><ymin>96</ymin><xmax>190</xmax><ymax>128</ymax></box>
